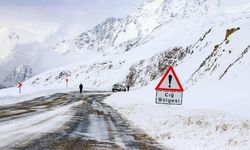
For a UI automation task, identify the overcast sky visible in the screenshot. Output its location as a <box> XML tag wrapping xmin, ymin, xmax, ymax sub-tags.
<box><xmin>0</xmin><ymin>0</ymin><xmax>249</xmax><ymax>39</ymax></box>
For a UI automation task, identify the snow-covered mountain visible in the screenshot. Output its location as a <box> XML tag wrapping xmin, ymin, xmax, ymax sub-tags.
<box><xmin>1</xmin><ymin>0</ymin><xmax>250</xmax><ymax>149</ymax></box>
<box><xmin>53</xmin><ymin>0</ymin><xmax>221</xmax><ymax>55</ymax></box>
<box><xmin>0</xmin><ymin>0</ymin><xmax>221</xmax><ymax>89</ymax></box>
<box><xmin>0</xmin><ymin>26</ymin><xmax>82</xmax><ymax>88</ymax></box>
<box><xmin>0</xmin><ymin>65</ymin><xmax>32</xmax><ymax>89</ymax></box>
<box><xmin>22</xmin><ymin>0</ymin><xmax>249</xmax><ymax>93</ymax></box>
<box><xmin>0</xmin><ymin>27</ymin><xmax>36</xmax><ymax>88</ymax></box>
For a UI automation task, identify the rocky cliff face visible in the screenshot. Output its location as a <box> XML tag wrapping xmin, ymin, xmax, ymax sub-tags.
<box><xmin>125</xmin><ymin>47</ymin><xmax>189</xmax><ymax>88</ymax></box>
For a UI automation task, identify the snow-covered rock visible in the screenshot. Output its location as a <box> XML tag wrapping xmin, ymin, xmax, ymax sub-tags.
<box><xmin>0</xmin><ymin>65</ymin><xmax>32</xmax><ymax>89</ymax></box>
<box><xmin>125</xmin><ymin>47</ymin><xmax>188</xmax><ymax>88</ymax></box>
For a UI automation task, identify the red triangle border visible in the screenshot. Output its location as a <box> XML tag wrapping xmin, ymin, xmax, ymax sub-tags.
<box><xmin>155</xmin><ymin>66</ymin><xmax>184</xmax><ymax>92</ymax></box>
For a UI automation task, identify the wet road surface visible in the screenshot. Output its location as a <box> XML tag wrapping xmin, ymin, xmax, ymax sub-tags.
<box><xmin>0</xmin><ymin>92</ymin><xmax>167</xmax><ymax>150</ymax></box>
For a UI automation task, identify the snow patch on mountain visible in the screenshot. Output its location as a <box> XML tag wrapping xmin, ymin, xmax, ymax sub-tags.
<box><xmin>223</xmin><ymin>3</ymin><xmax>250</xmax><ymax>14</ymax></box>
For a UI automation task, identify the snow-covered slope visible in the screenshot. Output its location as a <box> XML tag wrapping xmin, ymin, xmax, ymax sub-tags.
<box><xmin>53</xmin><ymin>0</ymin><xmax>221</xmax><ymax>55</ymax></box>
<box><xmin>0</xmin><ymin>65</ymin><xmax>32</xmax><ymax>89</ymax></box>
<box><xmin>223</xmin><ymin>3</ymin><xmax>250</xmax><ymax>14</ymax></box>
<box><xmin>105</xmin><ymin>81</ymin><xmax>250</xmax><ymax>150</ymax></box>
<box><xmin>0</xmin><ymin>26</ymin><xmax>40</xmax><ymax>85</ymax></box>
<box><xmin>21</xmin><ymin>1</ymin><xmax>249</xmax><ymax>95</ymax></box>
<box><xmin>102</xmin><ymin>15</ymin><xmax>250</xmax><ymax>149</ymax></box>
<box><xmin>0</xmin><ymin>26</ymin><xmax>100</xmax><ymax>88</ymax></box>
<box><xmin>53</xmin><ymin>17</ymin><xmax>122</xmax><ymax>54</ymax></box>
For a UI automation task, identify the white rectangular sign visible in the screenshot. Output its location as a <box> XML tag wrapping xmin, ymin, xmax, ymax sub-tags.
<box><xmin>156</xmin><ymin>90</ymin><xmax>183</xmax><ymax>105</ymax></box>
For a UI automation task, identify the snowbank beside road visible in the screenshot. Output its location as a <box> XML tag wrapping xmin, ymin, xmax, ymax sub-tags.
<box><xmin>104</xmin><ymin>82</ymin><xmax>250</xmax><ymax>150</ymax></box>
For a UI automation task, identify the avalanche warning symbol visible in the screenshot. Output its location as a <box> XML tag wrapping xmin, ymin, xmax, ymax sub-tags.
<box><xmin>155</xmin><ymin>66</ymin><xmax>184</xmax><ymax>105</ymax></box>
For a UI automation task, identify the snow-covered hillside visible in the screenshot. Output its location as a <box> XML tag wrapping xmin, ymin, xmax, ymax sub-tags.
<box><xmin>0</xmin><ymin>26</ymin><xmax>101</xmax><ymax>88</ymax></box>
<box><xmin>0</xmin><ymin>65</ymin><xmax>32</xmax><ymax>89</ymax></box>
<box><xmin>0</xmin><ymin>26</ymin><xmax>44</xmax><ymax>86</ymax></box>
<box><xmin>23</xmin><ymin>13</ymin><xmax>250</xmax><ymax>92</ymax></box>
<box><xmin>105</xmin><ymin>83</ymin><xmax>250</xmax><ymax>150</ymax></box>
<box><xmin>0</xmin><ymin>0</ymin><xmax>222</xmax><ymax>89</ymax></box>
<box><xmin>2</xmin><ymin>0</ymin><xmax>242</xmax><ymax>93</ymax></box>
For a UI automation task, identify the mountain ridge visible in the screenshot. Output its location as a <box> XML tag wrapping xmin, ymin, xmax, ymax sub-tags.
<box><xmin>53</xmin><ymin>0</ymin><xmax>221</xmax><ymax>55</ymax></box>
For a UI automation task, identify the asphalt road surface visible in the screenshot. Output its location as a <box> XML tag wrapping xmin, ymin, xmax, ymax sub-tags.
<box><xmin>0</xmin><ymin>92</ymin><xmax>167</xmax><ymax>150</ymax></box>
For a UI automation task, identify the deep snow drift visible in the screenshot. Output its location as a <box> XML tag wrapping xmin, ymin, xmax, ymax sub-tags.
<box><xmin>105</xmin><ymin>82</ymin><xmax>250</xmax><ymax>150</ymax></box>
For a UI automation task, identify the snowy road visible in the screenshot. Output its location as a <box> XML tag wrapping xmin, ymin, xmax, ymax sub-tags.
<box><xmin>0</xmin><ymin>92</ymin><xmax>166</xmax><ymax>150</ymax></box>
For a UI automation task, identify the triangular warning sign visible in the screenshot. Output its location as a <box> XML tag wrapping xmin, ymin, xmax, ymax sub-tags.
<box><xmin>155</xmin><ymin>66</ymin><xmax>184</xmax><ymax>92</ymax></box>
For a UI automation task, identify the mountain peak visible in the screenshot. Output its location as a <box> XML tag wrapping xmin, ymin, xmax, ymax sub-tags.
<box><xmin>52</xmin><ymin>0</ymin><xmax>222</xmax><ymax>55</ymax></box>
<box><xmin>134</xmin><ymin>0</ymin><xmax>221</xmax><ymax>24</ymax></box>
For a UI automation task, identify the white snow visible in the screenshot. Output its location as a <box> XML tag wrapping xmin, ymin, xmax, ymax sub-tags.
<box><xmin>0</xmin><ymin>101</ymin><xmax>81</xmax><ymax>149</ymax></box>
<box><xmin>104</xmin><ymin>81</ymin><xmax>250</xmax><ymax>150</ymax></box>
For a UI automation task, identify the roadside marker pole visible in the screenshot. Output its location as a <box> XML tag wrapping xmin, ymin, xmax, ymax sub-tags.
<box><xmin>18</xmin><ymin>82</ymin><xmax>22</xmax><ymax>94</ymax></box>
<box><xmin>19</xmin><ymin>87</ymin><xmax>21</xmax><ymax>94</ymax></box>
<box><xmin>66</xmin><ymin>79</ymin><xmax>68</xmax><ymax>87</ymax></box>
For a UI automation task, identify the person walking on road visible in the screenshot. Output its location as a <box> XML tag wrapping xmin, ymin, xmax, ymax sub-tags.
<box><xmin>79</xmin><ymin>83</ymin><xmax>83</xmax><ymax>94</ymax></box>
<box><xmin>127</xmin><ymin>85</ymin><xmax>129</xmax><ymax>92</ymax></box>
